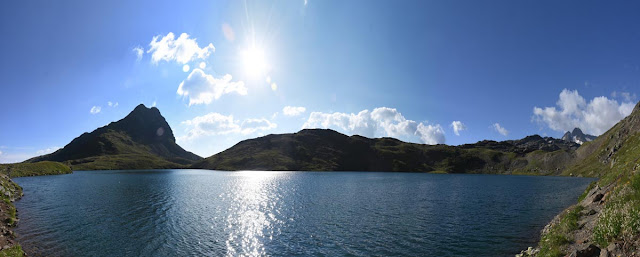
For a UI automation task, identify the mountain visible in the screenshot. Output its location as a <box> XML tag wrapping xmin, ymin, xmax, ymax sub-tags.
<box><xmin>561</xmin><ymin>127</ymin><xmax>597</xmax><ymax>145</ymax></box>
<box><xmin>28</xmin><ymin>104</ymin><xmax>201</xmax><ymax>170</ymax></box>
<box><xmin>193</xmin><ymin>129</ymin><xmax>579</xmax><ymax>175</ymax></box>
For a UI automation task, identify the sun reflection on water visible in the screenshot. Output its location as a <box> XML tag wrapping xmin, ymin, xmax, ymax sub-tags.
<box><xmin>224</xmin><ymin>171</ymin><xmax>283</xmax><ymax>256</ymax></box>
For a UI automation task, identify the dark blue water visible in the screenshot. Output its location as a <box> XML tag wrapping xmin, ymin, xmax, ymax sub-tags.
<box><xmin>13</xmin><ymin>170</ymin><xmax>594</xmax><ymax>257</ymax></box>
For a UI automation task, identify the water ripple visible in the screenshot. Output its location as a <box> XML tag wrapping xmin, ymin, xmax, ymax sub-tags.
<box><xmin>12</xmin><ymin>171</ymin><xmax>594</xmax><ymax>257</ymax></box>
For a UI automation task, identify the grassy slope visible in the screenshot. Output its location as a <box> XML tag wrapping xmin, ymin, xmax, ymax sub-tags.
<box><xmin>533</xmin><ymin>103</ymin><xmax>640</xmax><ymax>256</ymax></box>
<box><xmin>0</xmin><ymin>161</ymin><xmax>72</xmax><ymax>178</ymax></box>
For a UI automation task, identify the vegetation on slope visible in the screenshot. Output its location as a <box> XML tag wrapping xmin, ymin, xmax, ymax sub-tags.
<box><xmin>0</xmin><ymin>161</ymin><xmax>71</xmax><ymax>178</ymax></box>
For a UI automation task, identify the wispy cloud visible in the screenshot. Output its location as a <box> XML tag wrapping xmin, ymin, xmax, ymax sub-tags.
<box><xmin>177</xmin><ymin>69</ymin><xmax>247</xmax><ymax>106</ymax></box>
<box><xmin>450</xmin><ymin>121</ymin><xmax>466</xmax><ymax>136</ymax></box>
<box><xmin>0</xmin><ymin>146</ymin><xmax>60</xmax><ymax>163</ymax></box>
<box><xmin>302</xmin><ymin>107</ymin><xmax>445</xmax><ymax>144</ymax></box>
<box><xmin>107</xmin><ymin>101</ymin><xmax>118</xmax><ymax>107</ymax></box>
<box><xmin>147</xmin><ymin>32</ymin><xmax>215</xmax><ymax>64</ymax></box>
<box><xmin>90</xmin><ymin>106</ymin><xmax>101</xmax><ymax>114</ymax></box>
<box><xmin>36</xmin><ymin>147</ymin><xmax>60</xmax><ymax>155</ymax></box>
<box><xmin>493</xmin><ymin>123</ymin><xmax>508</xmax><ymax>136</ymax></box>
<box><xmin>283</xmin><ymin>106</ymin><xmax>306</xmax><ymax>116</ymax></box>
<box><xmin>611</xmin><ymin>91</ymin><xmax>637</xmax><ymax>103</ymax></box>
<box><xmin>132</xmin><ymin>46</ymin><xmax>143</xmax><ymax>61</ymax></box>
<box><xmin>533</xmin><ymin>89</ymin><xmax>634</xmax><ymax>135</ymax></box>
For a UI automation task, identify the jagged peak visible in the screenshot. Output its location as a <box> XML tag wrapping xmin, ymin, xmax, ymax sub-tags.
<box><xmin>571</xmin><ymin>128</ymin><xmax>584</xmax><ymax>135</ymax></box>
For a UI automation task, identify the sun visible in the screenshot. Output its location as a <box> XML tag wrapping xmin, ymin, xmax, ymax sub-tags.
<box><xmin>241</xmin><ymin>47</ymin><xmax>268</xmax><ymax>78</ymax></box>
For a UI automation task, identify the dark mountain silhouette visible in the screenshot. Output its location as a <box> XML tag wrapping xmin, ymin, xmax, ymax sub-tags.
<box><xmin>192</xmin><ymin>129</ymin><xmax>579</xmax><ymax>174</ymax></box>
<box><xmin>28</xmin><ymin>104</ymin><xmax>201</xmax><ymax>170</ymax></box>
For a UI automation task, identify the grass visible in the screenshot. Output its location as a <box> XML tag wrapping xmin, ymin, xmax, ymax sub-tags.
<box><xmin>3</xmin><ymin>199</ymin><xmax>17</xmax><ymax>227</ymax></box>
<box><xmin>592</xmin><ymin>173</ymin><xmax>640</xmax><ymax>247</ymax></box>
<box><xmin>0</xmin><ymin>161</ymin><xmax>71</xmax><ymax>178</ymax></box>
<box><xmin>537</xmin><ymin>205</ymin><xmax>584</xmax><ymax>257</ymax></box>
<box><xmin>578</xmin><ymin>181</ymin><xmax>597</xmax><ymax>202</ymax></box>
<box><xmin>68</xmin><ymin>154</ymin><xmax>187</xmax><ymax>171</ymax></box>
<box><xmin>0</xmin><ymin>245</ymin><xmax>24</xmax><ymax>257</ymax></box>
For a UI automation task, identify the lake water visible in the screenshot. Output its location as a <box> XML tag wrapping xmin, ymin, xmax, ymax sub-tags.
<box><xmin>13</xmin><ymin>170</ymin><xmax>594</xmax><ymax>257</ymax></box>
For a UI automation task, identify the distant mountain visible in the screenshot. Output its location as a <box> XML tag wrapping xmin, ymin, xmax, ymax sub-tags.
<box><xmin>561</xmin><ymin>127</ymin><xmax>596</xmax><ymax>145</ymax></box>
<box><xmin>192</xmin><ymin>129</ymin><xmax>579</xmax><ymax>175</ymax></box>
<box><xmin>28</xmin><ymin>104</ymin><xmax>201</xmax><ymax>170</ymax></box>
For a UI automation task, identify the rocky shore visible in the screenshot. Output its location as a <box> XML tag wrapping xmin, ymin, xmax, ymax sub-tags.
<box><xmin>517</xmin><ymin>181</ymin><xmax>639</xmax><ymax>257</ymax></box>
<box><xmin>0</xmin><ymin>174</ymin><xmax>24</xmax><ymax>256</ymax></box>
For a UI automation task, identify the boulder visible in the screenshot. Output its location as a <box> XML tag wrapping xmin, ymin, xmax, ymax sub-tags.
<box><xmin>574</xmin><ymin>244</ymin><xmax>600</xmax><ymax>257</ymax></box>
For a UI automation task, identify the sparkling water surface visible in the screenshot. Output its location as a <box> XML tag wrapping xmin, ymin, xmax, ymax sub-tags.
<box><xmin>13</xmin><ymin>170</ymin><xmax>594</xmax><ymax>256</ymax></box>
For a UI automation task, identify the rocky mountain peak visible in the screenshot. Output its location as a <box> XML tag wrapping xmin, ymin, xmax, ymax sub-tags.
<box><xmin>110</xmin><ymin>104</ymin><xmax>175</xmax><ymax>144</ymax></box>
<box><xmin>562</xmin><ymin>127</ymin><xmax>596</xmax><ymax>145</ymax></box>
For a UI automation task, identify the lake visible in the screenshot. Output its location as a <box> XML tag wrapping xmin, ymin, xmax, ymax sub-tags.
<box><xmin>13</xmin><ymin>170</ymin><xmax>594</xmax><ymax>256</ymax></box>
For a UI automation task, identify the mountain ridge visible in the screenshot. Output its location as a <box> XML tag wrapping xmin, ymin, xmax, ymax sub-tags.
<box><xmin>192</xmin><ymin>128</ymin><xmax>579</xmax><ymax>175</ymax></box>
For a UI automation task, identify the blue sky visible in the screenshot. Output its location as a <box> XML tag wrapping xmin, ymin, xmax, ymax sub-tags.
<box><xmin>1</xmin><ymin>0</ymin><xmax>639</xmax><ymax>163</ymax></box>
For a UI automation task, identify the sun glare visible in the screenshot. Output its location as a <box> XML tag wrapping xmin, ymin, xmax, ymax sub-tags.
<box><xmin>241</xmin><ymin>47</ymin><xmax>268</xmax><ymax>78</ymax></box>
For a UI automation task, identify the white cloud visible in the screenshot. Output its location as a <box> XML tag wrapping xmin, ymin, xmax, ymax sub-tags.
<box><xmin>147</xmin><ymin>32</ymin><xmax>215</xmax><ymax>64</ymax></box>
<box><xmin>177</xmin><ymin>69</ymin><xmax>247</xmax><ymax>105</ymax></box>
<box><xmin>107</xmin><ymin>101</ymin><xmax>119</xmax><ymax>107</ymax></box>
<box><xmin>0</xmin><ymin>150</ymin><xmax>3</xmax><ymax>156</ymax></box>
<box><xmin>90</xmin><ymin>106</ymin><xmax>101</xmax><ymax>114</ymax></box>
<box><xmin>493</xmin><ymin>123</ymin><xmax>509</xmax><ymax>136</ymax></box>
<box><xmin>417</xmin><ymin>123</ymin><xmax>445</xmax><ymax>145</ymax></box>
<box><xmin>302</xmin><ymin>107</ymin><xmax>445</xmax><ymax>144</ymax></box>
<box><xmin>533</xmin><ymin>89</ymin><xmax>635</xmax><ymax>135</ymax></box>
<box><xmin>133</xmin><ymin>46</ymin><xmax>143</xmax><ymax>61</ymax></box>
<box><xmin>183</xmin><ymin>64</ymin><xmax>190</xmax><ymax>72</ymax></box>
<box><xmin>283</xmin><ymin>106</ymin><xmax>306</xmax><ymax>116</ymax></box>
<box><xmin>36</xmin><ymin>147</ymin><xmax>60</xmax><ymax>155</ymax></box>
<box><xmin>450</xmin><ymin>121</ymin><xmax>466</xmax><ymax>136</ymax></box>
<box><xmin>179</xmin><ymin>113</ymin><xmax>276</xmax><ymax>141</ymax></box>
